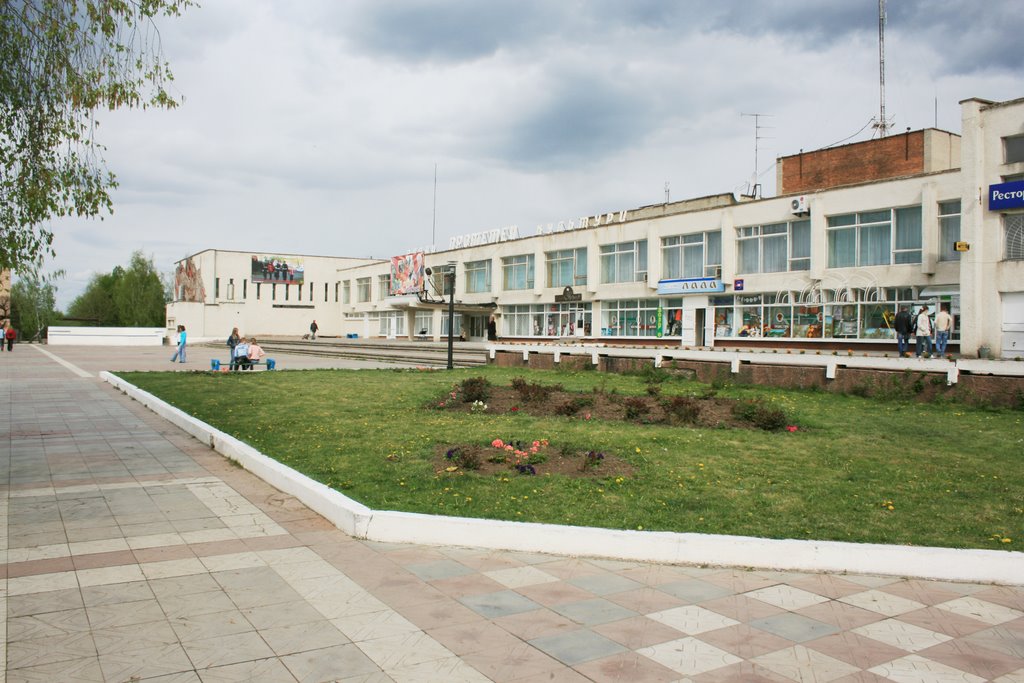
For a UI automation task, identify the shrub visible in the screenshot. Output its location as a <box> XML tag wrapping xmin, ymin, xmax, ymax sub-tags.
<box><xmin>444</xmin><ymin>447</ymin><xmax>481</xmax><ymax>470</ymax></box>
<box><xmin>510</xmin><ymin>377</ymin><xmax>560</xmax><ymax>403</ymax></box>
<box><xmin>623</xmin><ymin>396</ymin><xmax>651</xmax><ymax>420</ymax></box>
<box><xmin>732</xmin><ymin>399</ymin><xmax>788</xmax><ymax>431</ymax></box>
<box><xmin>554</xmin><ymin>396</ymin><xmax>594</xmax><ymax>416</ymax></box>
<box><xmin>664</xmin><ymin>395</ymin><xmax>701</xmax><ymax>424</ymax></box>
<box><xmin>460</xmin><ymin>376</ymin><xmax>491</xmax><ymax>403</ymax></box>
<box><xmin>581</xmin><ymin>450</ymin><xmax>605</xmax><ymax>470</ymax></box>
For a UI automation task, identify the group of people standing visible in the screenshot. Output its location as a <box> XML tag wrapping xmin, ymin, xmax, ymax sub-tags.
<box><xmin>0</xmin><ymin>323</ymin><xmax>16</xmax><ymax>352</ymax></box>
<box><xmin>894</xmin><ymin>304</ymin><xmax>955</xmax><ymax>357</ymax></box>
<box><xmin>227</xmin><ymin>328</ymin><xmax>266</xmax><ymax>370</ymax></box>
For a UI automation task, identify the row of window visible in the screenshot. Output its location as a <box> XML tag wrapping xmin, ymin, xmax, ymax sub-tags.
<box><xmin>212</xmin><ymin>278</ymin><xmax>340</xmax><ymax>303</ymax></box>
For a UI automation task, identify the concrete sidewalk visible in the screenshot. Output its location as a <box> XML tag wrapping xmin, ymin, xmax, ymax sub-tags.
<box><xmin>1</xmin><ymin>346</ymin><xmax>1022</xmax><ymax>682</ymax></box>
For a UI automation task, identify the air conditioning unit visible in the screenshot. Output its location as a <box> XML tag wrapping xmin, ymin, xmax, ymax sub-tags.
<box><xmin>791</xmin><ymin>196</ymin><xmax>810</xmax><ymax>215</ymax></box>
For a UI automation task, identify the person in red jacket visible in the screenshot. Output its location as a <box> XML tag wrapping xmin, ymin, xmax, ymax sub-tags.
<box><xmin>5</xmin><ymin>325</ymin><xmax>16</xmax><ymax>351</ymax></box>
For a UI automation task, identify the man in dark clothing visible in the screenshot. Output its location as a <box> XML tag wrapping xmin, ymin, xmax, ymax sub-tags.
<box><xmin>894</xmin><ymin>305</ymin><xmax>913</xmax><ymax>357</ymax></box>
<box><xmin>310</xmin><ymin>320</ymin><xmax>318</xmax><ymax>340</ymax></box>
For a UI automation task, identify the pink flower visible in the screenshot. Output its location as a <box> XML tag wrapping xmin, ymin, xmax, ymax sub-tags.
<box><xmin>786</xmin><ymin>425</ymin><xmax>798</xmax><ymax>432</ymax></box>
<box><xmin>505</xmin><ymin>445</ymin><xmax>514</xmax><ymax>451</ymax></box>
<box><xmin>532</xmin><ymin>440</ymin><xmax>541</xmax><ymax>448</ymax></box>
<box><xmin>511</xmin><ymin>406</ymin><xmax>519</xmax><ymax>412</ymax></box>
<box><xmin>491</xmin><ymin>439</ymin><xmax>505</xmax><ymax>448</ymax></box>
<box><xmin>541</xmin><ymin>439</ymin><xmax>549</xmax><ymax>446</ymax></box>
<box><xmin>583</xmin><ymin>413</ymin><xmax>591</xmax><ymax>420</ymax></box>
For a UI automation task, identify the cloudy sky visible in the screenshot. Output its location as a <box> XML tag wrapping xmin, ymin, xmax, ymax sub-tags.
<box><xmin>46</xmin><ymin>0</ymin><xmax>1024</xmax><ymax>309</ymax></box>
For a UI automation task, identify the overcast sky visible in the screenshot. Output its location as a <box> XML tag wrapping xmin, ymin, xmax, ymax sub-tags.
<box><xmin>45</xmin><ymin>0</ymin><xmax>1024</xmax><ymax>309</ymax></box>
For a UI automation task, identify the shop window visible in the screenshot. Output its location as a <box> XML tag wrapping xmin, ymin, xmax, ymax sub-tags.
<box><xmin>600</xmin><ymin>299</ymin><xmax>659</xmax><ymax>337</ymax></box>
<box><xmin>502</xmin><ymin>254</ymin><xmax>535</xmax><ymax>290</ymax></box>
<box><xmin>600</xmin><ymin>240</ymin><xmax>647</xmax><ymax>283</ymax></box>
<box><xmin>546</xmin><ymin>248</ymin><xmax>587</xmax><ymax>287</ymax></box>
<box><xmin>1007</xmin><ymin>214</ymin><xmax>1024</xmax><ymax>261</ymax></box>
<box><xmin>415</xmin><ymin>311</ymin><xmax>433</xmax><ymax>336</ymax></box>
<box><xmin>1004</xmin><ymin>135</ymin><xmax>1024</xmax><ymax>164</ymax></box>
<box><xmin>356</xmin><ymin>277</ymin><xmax>370</xmax><ymax>302</ymax></box>
<box><xmin>662</xmin><ymin>231</ymin><xmax>721</xmax><ymax>279</ymax></box>
<box><xmin>938</xmin><ymin>200</ymin><xmax>962</xmax><ymax>262</ymax></box>
<box><xmin>464</xmin><ymin>260</ymin><xmax>491</xmax><ymax>293</ymax></box>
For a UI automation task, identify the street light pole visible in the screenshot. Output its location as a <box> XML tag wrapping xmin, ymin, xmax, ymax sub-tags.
<box><xmin>445</xmin><ymin>269</ymin><xmax>455</xmax><ymax>370</ymax></box>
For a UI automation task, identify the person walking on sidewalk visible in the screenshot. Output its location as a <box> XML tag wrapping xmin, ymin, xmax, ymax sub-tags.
<box><xmin>894</xmin><ymin>305</ymin><xmax>913</xmax><ymax>357</ymax></box>
<box><xmin>310</xmin><ymin>320</ymin><xmax>318</xmax><ymax>340</ymax></box>
<box><xmin>5</xmin><ymin>324</ymin><xmax>16</xmax><ymax>352</ymax></box>
<box><xmin>170</xmin><ymin>325</ymin><xmax>187</xmax><ymax>363</ymax></box>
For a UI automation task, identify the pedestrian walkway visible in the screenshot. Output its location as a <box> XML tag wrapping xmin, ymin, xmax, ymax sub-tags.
<box><xmin>1</xmin><ymin>346</ymin><xmax>1022</xmax><ymax>682</ymax></box>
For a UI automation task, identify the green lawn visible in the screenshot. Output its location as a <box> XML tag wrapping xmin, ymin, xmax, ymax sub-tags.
<box><xmin>116</xmin><ymin>366</ymin><xmax>1024</xmax><ymax>551</ymax></box>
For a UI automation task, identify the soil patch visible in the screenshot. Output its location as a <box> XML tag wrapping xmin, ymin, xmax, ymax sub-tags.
<box><xmin>432</xmin><ymin>443</ymin><xmax>636</xmax><ymax>479</ymax></box>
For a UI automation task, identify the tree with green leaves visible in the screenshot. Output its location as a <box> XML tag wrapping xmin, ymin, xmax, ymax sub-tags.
<box><xmin>10</xmin><ymin>272</ymin><xmax>60</xmax><ymax>340</ymax></box>
<box><xmin>68</xmin><ymin>250</ymin><xmax>167</xmax><ymax>326</ymax></box>
<box><xmin>0</xmin><ymin>0</ymin><xmax>192</xmax><ymax>270</ymax></box>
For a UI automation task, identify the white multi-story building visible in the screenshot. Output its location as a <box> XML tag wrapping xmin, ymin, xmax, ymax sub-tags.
<box><xmin>167</xmin><ymin>96</ymin><xmax>1024</xmax><ymax>358</ymax></box>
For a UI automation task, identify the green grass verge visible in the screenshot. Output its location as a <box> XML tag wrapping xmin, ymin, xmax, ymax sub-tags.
<box><xmin>115</xmin><ymin>366</ymin><xmax>1023</xmax><ymax>551</ymax></box>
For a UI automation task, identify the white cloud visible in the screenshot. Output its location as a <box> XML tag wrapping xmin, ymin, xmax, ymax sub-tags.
<box><xmin>43</xmin><ymin>0</ymin><xmax>1024</xmax><ymax>309</ymax></box>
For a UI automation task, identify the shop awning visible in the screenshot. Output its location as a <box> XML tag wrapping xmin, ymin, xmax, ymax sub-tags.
<box><xmin>919</xmin><ymin>285</ymin><xmax>960</xmax><ymax>298</ymax></box>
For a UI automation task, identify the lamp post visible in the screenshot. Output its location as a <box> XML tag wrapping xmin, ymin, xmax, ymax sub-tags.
<box><xmin>445</xmin><ymin>267</ymin><xmax>455</xmax><ymax>370</ymax></box>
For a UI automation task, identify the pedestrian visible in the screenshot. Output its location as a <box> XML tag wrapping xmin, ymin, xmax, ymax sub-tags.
<box><xmin>247</xmin><ymin>338</ymin><xmax>265</xmax><ymax>369</ymax></box>
<box><xmin>4</xmin><ymin>324</ymin><xmax>15</xmax><ymax>351</ymax></box>
<box><xmin>227</xmin><ymin>327</ymin><xmax>240</xmax><ymax>369</ymax></box>
<box><xmin>170</xmin><ymin>325</ymin><xmax>187</xmax><ymax>363</ymax></box>
<box><xmin>0</xmin><ymin>322</ymin><xmax>5</xmax><ymax>352</ymax></box>
<box><xmin>487</xmin><ymin>314</ymin><xmax>498</xmax><ymax>341</ymax></box>
<box><xmin>914</xmin><ymin>306</ymin><xmax>932</xmax><ymax>358</ymax></box>
<box><xmin>232</xmin><ymin>337</ymin><xmax>250</xmax><ymax>371</ymax></box>
<box><xmin>310</xmin><ymin>320</ymin><xmax>318</xmax><ymax>340</ymax></box>
<box><xmin>934</xmin><ymin>305</ymin><xmax>954</xmax><ymax>356</ymax></box>
<box><xmin>894</xmin><ymin>305</ymin><xmax>912</xmax><ymax>357</ymax></box>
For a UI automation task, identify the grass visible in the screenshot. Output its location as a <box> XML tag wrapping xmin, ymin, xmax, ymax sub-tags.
<box><xmin>115</xmin><ymin>366</ymin><xmax>1024</xmax><ymax>551</ymax></box>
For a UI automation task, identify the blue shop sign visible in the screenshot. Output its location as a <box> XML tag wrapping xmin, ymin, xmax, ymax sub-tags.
<box><xmin>656</xmin><ymin>277</ymin><xmax>725</xmax><ymax>295</ymax></box>
<box><xmin>989</xmin><ymin>180</ymin><xmax>1024</xmax><ymax>211</ymax></box>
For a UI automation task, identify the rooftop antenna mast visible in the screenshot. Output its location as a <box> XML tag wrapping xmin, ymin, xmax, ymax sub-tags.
<box><xmin>873</xmin><ymin>0</ymin><xmax>891</xmax><ymax>137</ymax></box>
<box><xmin>740</xmin><ymin>112</ymin><xmax>773</xmax><ymax>198</ymax></box>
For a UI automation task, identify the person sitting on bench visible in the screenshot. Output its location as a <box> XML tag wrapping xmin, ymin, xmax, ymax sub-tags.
<box><xmin>246</xmin><ymin>338</ymin><xmax>265</xmax><ymax>370</ymax></box>
<box><xmin>232</xmin><ymin>338</ymin><xmax>251</xmax><ymax>371</ymax></box>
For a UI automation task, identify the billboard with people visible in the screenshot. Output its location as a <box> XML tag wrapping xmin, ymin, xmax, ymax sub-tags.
<box><xmin>251</xmin><ymin>255</ymin><xmax>304</xmax><ymax>284</ymax></box>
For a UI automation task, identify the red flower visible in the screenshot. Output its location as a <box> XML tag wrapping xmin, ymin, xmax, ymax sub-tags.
<box><xmin>785</xmin><ymin>425</ymin><xmax>798</xmax><ymax>432</ymax></box>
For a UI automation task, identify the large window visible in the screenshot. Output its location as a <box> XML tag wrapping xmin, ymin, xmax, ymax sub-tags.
<box><xmin>939</xmin><ymin>200</ymin><xmax>961</xmax><ymax>262</ymax></box>
<box><xmin>601</xmin><ymin>299</ymin><xmax>660</xmax><ymax>337</ymax></box>
<box><xmin>502</xmin><ymin>254</ymin><xmax>534</xmax><ymax>290</ymax></box>
<box><xmin>546</xmin><ymin>248</ymin><xmax>587</xmax><ymax>287</ymax></box>
<box><xmin>600</xmin><ymin>240</ymin><xmax>647</xmax><ymax>283</ymax></box>
<box><xmin>356</xmin><ymin>277</ymin><xmax>371</xmax><ymax>303</ymax></box>
<box><xmin>378</xmin><ymin>274</ymin><xmax>391</xmax><ymax>300</ymax></box>
<box><xmin>827</xmin><ymin>207</ymin><xmax>921</xmax><ymax>268</ymax></box>
<box><xmin>342</xmin><ymin>280</ymin><xmax>350</xmax><ymax>304</ymax></box>
<box><xmin>736</xmin><ymin>221</ymin><xmax>808</xmax><ymax>274</ymax></box>
<box><xmin>464</xmin><ymin>260</ymin><xmax>491</xmax><ymax>293</ymax></box>
<box><xmin>1007</xmin><ymin>214</ymin><xmax>1024</xmax><ymax>261</ymax></box>
<box><xmin>503</xmin><ymin>303</ymin><xmax>592</xmax><ymax>337</ymax></box>
<box><xmin>663</xmin><ymin>231</ymin><xmax>721</xmax><ymax>278</ymax></box>
<box><xmin>414</xmin><ymin>311</ymin><xmax>433</xmax><ymax>336</ymax></box>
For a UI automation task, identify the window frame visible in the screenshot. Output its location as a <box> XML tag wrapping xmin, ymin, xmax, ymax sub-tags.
<box><xmin>464</xmin><ymin>260</ymin><xmax>492</xmax><ymax>294</ymax></box>
<box><xmin>501</xmin><ymin>254</ymin><xmax>535</xmax><ymax>291</ymax></box>
<box><xmin>600</xmin><ymin>240</ymin><xmax>648</xmax><ymax>284</ymax></box>
<box><xmin>545</xmin><ymin>248</ymin><xmax>588</xmax><ymax>288</ymax></box>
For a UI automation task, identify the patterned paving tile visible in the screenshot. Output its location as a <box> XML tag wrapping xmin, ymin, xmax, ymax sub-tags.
<box><xmin>280</xmin><ymin>643</ymin><xmax>382</xmax><ymax>682</ymax></box>
<box><xmin>868</xmin><ymin>653</ymin><xmax>986</xmax><ymax>683</ymax></box>
<box><xmin>483</xmin><ymin>565</ymin><xmax>559</xmax><ymax>589</ymax></box>
<box><xmin>592</xmin><ymin>615</ymin><xmax>692</xmax><ymax>650</ymax></box>
<box><xmin>802</xmin><ymin>630</ymin><xmax>909</xmax><ymax>669</ymax></box>
<box><xmin>574</xmin><ymin>651</ymin><xmax>682</xmax><ymax>683</ymax></box>
<box><xmin>919</xmin><ymin>638</ymin><xmax>1024</xmax><ymax>680</ymax></box>
<box><xmin>839</xmin><ymin>589</ymin><xmax>926</xmax><ymax>617</ymax></box>
<box><xmin>550</xmin><ymin>598</ymin><xmax>639</xmax><ymax>626</ymax></box>
<box><xmin>566</xmin><ymin>573</ymin><xmax>644</xmax><ymax>596</ymax></box>
<box><xmin>529</xmin><ymin>629</ymin><xmax>627</xmax><ymax>665</ymax></box>
<box><xmin>752</xmin><ymin>644</ymin><xmax>860</xmax><ymax>682</ymax></box>
<box><xmin>852</xmin><ymin>617</ymin><xmax>954</xmax><ymax>652</ymax></box>
<box><xmin>458</xmin><ymin>589</ymin><xmax>543</xmax><ymax>619</ymax></box>
<box><xmin>637</xmin><ymin>636</ymin><xmax>743</xmax><ymax>676</ymax></box>
<box><xmin>745</xmin><ymin>584</ymin><xmax>831</xmax><ymax>611</ymax></box>
<box><xmin>749</xmin><ymin>612</ymin><xmax>840</xmax><ymax>643</ymax></box>
<box><xmin>935</xmin><ymin>596</ymin><xmax>1024</xmax><ymax>625</ymax></box>
<box><xmin>646</xmin><ymin>605</ymin><xmax>739</xmax><ymax>635</ymax></box>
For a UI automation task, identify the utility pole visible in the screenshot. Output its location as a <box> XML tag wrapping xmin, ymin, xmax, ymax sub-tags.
<box><xmin>874</xmin><ymin>0</ymin><xmax>891</xmax><ymax>137</ymax></box>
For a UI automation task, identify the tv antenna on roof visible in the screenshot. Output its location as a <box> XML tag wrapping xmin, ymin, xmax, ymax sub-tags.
<box><xmin>740</xmin><ymin>112</ymin><xmax>773</xmax><ymax>198</ymax></box>
<box><xmin>872</xmin><ymin>0</ymin><xmax>893</xmax><ymax>137</ymax></box>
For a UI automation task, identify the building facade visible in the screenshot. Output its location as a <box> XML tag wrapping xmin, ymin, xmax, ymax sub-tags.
<box><xmin>166</xmin><ymin>96</ymin><xmax>1024</xmax><ymax>358</ymax></box>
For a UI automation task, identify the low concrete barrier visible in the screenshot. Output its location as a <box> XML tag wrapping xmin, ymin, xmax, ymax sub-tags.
<box><xmin>48</xmin><ymin>326</ymin><xmax>167</xmax><ymax>346</ymax></box>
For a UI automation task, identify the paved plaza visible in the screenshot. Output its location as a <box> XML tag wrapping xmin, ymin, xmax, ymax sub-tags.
<box><xmin>1</xmin><ymin>345</ymin><xmax>1022</xmax><ymax>682</ymax></box>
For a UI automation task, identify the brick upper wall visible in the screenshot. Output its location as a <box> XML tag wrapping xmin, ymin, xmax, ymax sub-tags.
<box><xmin>779</xmin><ymin>131</ymin><xmax>926</xmax><ymax>194</ymax></box>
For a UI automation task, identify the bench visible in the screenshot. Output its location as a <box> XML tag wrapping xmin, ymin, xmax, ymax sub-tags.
<box><xmin>210</xmin><ymin>358</ymin><xmax>276</xmax><ymax>371</ymax></box>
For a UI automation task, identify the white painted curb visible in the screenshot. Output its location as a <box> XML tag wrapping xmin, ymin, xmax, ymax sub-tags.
<box><xmin>102</xmin><ymin>372</ymin><xmax>1024</xmax><ymax>586</ymax></box>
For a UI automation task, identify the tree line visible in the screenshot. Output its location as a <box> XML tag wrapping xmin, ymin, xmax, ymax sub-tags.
<box><xmin>7</xmin><ymin>251</ymin><xmax>169</xmax><ymax>341</ymax></box>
